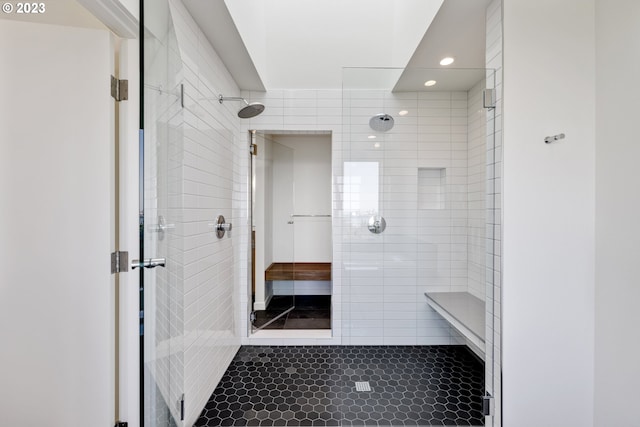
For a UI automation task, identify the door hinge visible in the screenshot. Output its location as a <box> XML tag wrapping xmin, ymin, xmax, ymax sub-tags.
<box><xmin>111</xmin><ymin>251</ymin><xmax>129</xmax><ymax>274</ymax></box>
<box><xmin>250</xmin><ymin>311</ymin><xmax>256</xmax><ymax>323</ymax></box>
<box><xmin>483</xmin><ymin>393</ymin><xmax>495</xmax><ymax>416</ymax></box>
<box><xmin>483</xmin><ymin>88</ymin><xmax>496</xmax><ymax>110</ymax></box>
<box><xmin>114</xmin><ymin>422</ymin><xmax>128</xmax><ymax>427</ymax></box>
<box><xmin>250</xmin><ymin>143</ymin><xmax>258</xmax><ymax>156</ymax></box>
<box><xmin>111</xmin><ymin>75</ymin><xmax>129</xmax><ymax>101</ymax></box>
<box><xmin>180</xmin><ymin>394</ymin><xmax>185</xmax><ymax>421</ymax></box>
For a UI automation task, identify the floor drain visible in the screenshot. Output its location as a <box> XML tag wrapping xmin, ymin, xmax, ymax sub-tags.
<box><xmin>355</xmin><ymin>381</ymin><xmax>371</xmax><ymax>392</ymax></box>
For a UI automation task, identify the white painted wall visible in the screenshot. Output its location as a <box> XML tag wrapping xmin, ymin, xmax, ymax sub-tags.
<box><xmin>271</xmin><ymin>141</ymin><xmax>295</xmax><ymax>262</ymax></box>
<box><xmin>274</xmin><ymin>135</ymin><xmax>332</xmax><ymax>263</ymax></box>
<box><xmin>594</xmin><ymin>0</ymin><xmax>640</xmax><ymax>425</ymax></box>
<box><xmin>502</xmin><ymin>1</ymin><xmax>596</xmax><ymax>426</ymax></box>
<box><xmin>118</xmin><ymin>38</ymin><xmax>141</xmax><ymax>427</ymax></box>
<box><xmin>0</xmin><ymin>20</ymin><xmax>115</xmax><ymax>426</ymax></box>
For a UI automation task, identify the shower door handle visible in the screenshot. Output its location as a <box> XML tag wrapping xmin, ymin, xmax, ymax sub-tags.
<box><xmin>131</xmin><ymin>258</ymin><xmax>166</xmax><ymax>269</ymax></box>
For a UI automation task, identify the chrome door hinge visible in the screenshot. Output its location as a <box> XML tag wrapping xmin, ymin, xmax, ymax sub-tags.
<box><xmin>180</xmin><ymin>394</ymin><xmax>185</xmax><ymax>421</ymax></box>
<box><xmin>111</xmin><ymin>75</ymin><xmax>129</xmax><ymax>101</ymax></box>
<box><xmin>483</xmin><ymin>88</ymin><xmax>496</xmax><ymax>110</ymax></box>
<box><xmin>483</xmin><ymin>393</ymin><xmax>495</xmax><ymax>416</ymax></box>
<box><xmin>250</xmin><ymin>311</ymin><xmax>256</xmax><ymax>323</ymax></box>
<box><xmin>111</xmin><ymin>251</ymin><xmax>129</xmax><ymax>274</ymax></box>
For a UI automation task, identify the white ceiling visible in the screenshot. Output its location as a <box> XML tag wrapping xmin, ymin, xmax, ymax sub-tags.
<box><xmin>394</xmin><ymin>0</ymin><xmax>492</xmax><ymax>91</ymax></box>
<box><xmin>181</xmin><ymin>0</ymin><xmax>492</xmax><ymax>92</ymax></box>
<box><xmin>223</xmin><ymin>0</ymin><xmax>444</xmax><ymax>89</ymax></box>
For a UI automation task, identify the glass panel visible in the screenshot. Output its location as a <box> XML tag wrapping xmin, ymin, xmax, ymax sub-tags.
<box><xmin>141</xmin><ymin>1</ymin><xmax>184</xmax><ymax>425</ymax></box>
<box><xmin>251</xmin><ymin>136</ymin><xmax>296</xmax><ymax>331</ymax></box>
<box><xmin>342</xmin><ymin>67</ymin><xmax>497</xmax><ymax>426</ymax></box>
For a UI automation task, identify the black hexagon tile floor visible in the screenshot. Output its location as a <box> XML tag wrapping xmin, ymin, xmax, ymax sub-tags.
<box><xmin>194</xmin><ymin>346</ymin><xmax>484</xmax><ymax>427</ymax></box>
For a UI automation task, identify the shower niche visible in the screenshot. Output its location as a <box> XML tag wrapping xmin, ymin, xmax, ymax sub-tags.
<box><xmin>418</xmin><ymin>167</ymin><xmax>446</xmax><ymax>210</ymax></box>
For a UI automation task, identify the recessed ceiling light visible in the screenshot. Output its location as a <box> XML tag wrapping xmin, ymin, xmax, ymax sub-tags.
<box><xmin>374</xmin><ymin>142</ymin><xmax>381</xmax><ymax>148</ymax></box>
<box><xmin>424</xmin><ymin>80</ymin><xmax>437</xmax><ymax>87</ymax></box>
<box><xmin>440</xmin><ymin>57</ymin><xmax>455</xmax><ymax>66</ymax></box>
<box><xmin>399</xmin><ymin>110</ymin><xmax>409</xmax><ymax>116</ymax></box>
<box><xmin>368</xmin><ymin>135</ymin><xmax>376</xmax><ymax>139</ymax></box>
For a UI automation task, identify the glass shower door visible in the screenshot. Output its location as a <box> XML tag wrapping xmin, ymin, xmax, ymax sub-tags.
<box><xmin>141</xmin><ymin>0</ymin><xmax>184</xmax><ymax>425</ymax></box>
<box><xmin>342</xmin><ymin>67</ymin><xmax>497</xmax><ymax>426</ymax></box>
<box><xmin>251</xmin><ymin>136</ymin><xmax>296</xmax><ymax>331</ymax></box>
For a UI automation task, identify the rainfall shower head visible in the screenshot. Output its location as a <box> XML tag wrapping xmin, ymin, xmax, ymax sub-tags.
<box><xmin>218</xmin><ymin>95</ymin><xmax>265</xmax><ymax>119</ymax></box>
<box><xmin>369</xmin><ymin>113</ymin><xmax>395</xmax><ymax>132</ymax></box>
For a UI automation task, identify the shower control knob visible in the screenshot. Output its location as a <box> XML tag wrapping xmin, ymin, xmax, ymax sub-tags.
<box><xmin>368</xmin><ymin>215</ymin><xmax>386</xmax><ymax>234</ymax></box>
<box><xmin>215</xmin><ymin>215</ymin><xmax>232</xmax><ymax>238</ymax></box>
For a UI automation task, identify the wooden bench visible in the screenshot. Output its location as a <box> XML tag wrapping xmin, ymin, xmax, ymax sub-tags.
<box><xmin>265</xmin><ymin>263</ymin><xmax>332</xmax><ymax>281</ymax></box>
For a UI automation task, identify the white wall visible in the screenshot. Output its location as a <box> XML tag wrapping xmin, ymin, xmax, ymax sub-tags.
<box><xmin>271</xmin><ymin>140</ymin><xmax>295</xmax><ymax>262</ymax></box>
<box><xmin>253</xmin><ymin>133</ymin><xmax>272</xmax><ymax>310</ymax></box>
<box><xmin>594</xmin><ymin>0</ymin><xmax>640</xmax><ymax>425</ymax></box>
<box><xmin>273</xmin><ymin>134</ymin><xmax>332</xmax><ymax>263</ymax></box>
<box><xmin>0</xmin><ymin>20</ymin><xmax>114</xmax><ymax>427</ymax></box>
<box><xmin>502</xmin><ymin>1</ymin><xmax>596</xmax><ymax>427</ymax></box>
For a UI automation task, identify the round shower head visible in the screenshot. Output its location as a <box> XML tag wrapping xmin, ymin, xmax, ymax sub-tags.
<box><xmin>238</xmin><ymin>102</ymin><xmax>265</xmax><ymax>119</ymax></box>
<box><xmin>218</xmin><ymin>95</ymin><xmax>266</xmax><ymax>119</ymax></box>
<box><xmin>369</xmin><ymin>113</ymin><xmax>395</xmax><ymax>132</ymax></box>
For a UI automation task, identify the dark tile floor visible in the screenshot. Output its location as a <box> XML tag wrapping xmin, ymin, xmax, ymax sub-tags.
<box><xmin>253</xmin><ymin>296</ymin><xmax>331</xmax><ymax>330</ymax></box>
<box><xmin>194</xmin><ymin>345</ymin><xmax>485</xmax><ymax>427</ymax></box>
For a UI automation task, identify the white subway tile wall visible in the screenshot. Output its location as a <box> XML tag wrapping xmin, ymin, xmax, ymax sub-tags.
<box><xmin>237</xmin><ymin>82</ymin><xmax>497</xmax><ymax>348</ymax></box>
<box><xmin>341</xmin><ymin>89</ymin><xmax>474</xmax><ymax>345</ymax></box>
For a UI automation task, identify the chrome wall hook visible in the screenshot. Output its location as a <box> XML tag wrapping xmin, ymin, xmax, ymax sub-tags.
<box><xmin>545</xmin><ymin>133</ymin><xmax>565</xmax><ymax>144</ymax></box>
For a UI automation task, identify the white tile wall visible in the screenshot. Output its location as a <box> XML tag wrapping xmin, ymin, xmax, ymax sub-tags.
<box><xmin>486</xmin><ymin>0</ymin><xmax>503</xmax><ymax>425</ymax></box>
<box><xmin>340</xmin><ymin>89</ymin><xmax>471</xmax><ymax>345</ymax></box>
<box><xmin>236</xmin><ymin>82</ymin><xmax>497</xmax><ymax>349</ymax></box>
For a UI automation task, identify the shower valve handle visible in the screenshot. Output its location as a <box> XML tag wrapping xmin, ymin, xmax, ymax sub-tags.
<box><xmin>215</xmin><ymin>215</ymin><xmax>232</xmax><ymax>238</ymax></box>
